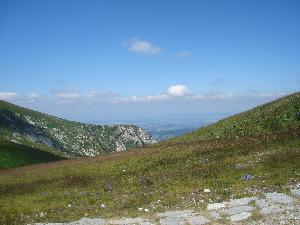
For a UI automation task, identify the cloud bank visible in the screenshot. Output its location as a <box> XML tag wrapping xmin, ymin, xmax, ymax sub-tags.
<box><xmin>0</xmin><ymin>85</ymin><xmax>287</xmax><ymax>105</ymax></box>
<box><xmin>0</xmin><ymin>92</ymin><xmax>18</xmax><ymax>100</ymax></box>
<box><xmin>0</xmin><ymin>86</ymin><xmax>289</xmax><ymax>122</ymax></box>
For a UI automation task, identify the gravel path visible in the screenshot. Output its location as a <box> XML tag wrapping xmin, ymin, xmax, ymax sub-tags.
<box><xmin>32</xmin><ymin>188</ymin><xmax>300</xmax><ymax>225</ymax></box>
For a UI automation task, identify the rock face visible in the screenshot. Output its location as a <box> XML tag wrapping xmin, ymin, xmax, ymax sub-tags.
<box><xmin>32</xmin><ymin>188</ymin><xmax>300</xmax><ymax>225</ymax></box>
<box><xmin>0</xmin><ymin>100</ymin><xmax>156</xmax><ymax>157</ymax></box>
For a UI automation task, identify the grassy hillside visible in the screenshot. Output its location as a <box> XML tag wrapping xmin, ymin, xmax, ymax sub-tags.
<box><xmin>0</xmin><ymin>139</ymin><xmax>65</xmax><ymax>169</ymax></box>
<box><xmin>0</xmin><ymin>100</ymin><xmax>156</xmax><ymax>160</ymax></box>
<box><xmin>167</xmin><ymin>92</ymin><xmax>300</xmax><ymax>144</ymax></box>
<box><xmin>0</xmin><ymin>92</ymin><xmax>299</xmax><ymax>225</ymax></box>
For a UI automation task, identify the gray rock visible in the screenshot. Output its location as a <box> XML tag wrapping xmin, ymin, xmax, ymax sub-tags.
<box><xmin>228</xmin><ymin>197</ymin><xmax>258</xmax><ymax>207</ymax></box>
<box><xmin>32</xmin><ymin>224</ymin><xmax>62</xmax><ymax>225</ymax></box>
<box><xmin>158</xmin><ymin>210</ymin><xmax>194</xmax><ymax>225</ymax></box>
<box><xmin>141</xmin><ymin>221</ymin><xmax>153</xmax><ymax>225</ymax></box>
<box><xmin>255</xmin><ymin>199</ymin><xmax>271</xmax><ymax>209</ymax></box>
<box><xmin>109</xmin><ymin>217</ymin><xmax>152</xmax><ymax>225</ymax></box>
<box><xmin>188</xmin><ymin>215</ymin><xmax>210</xmax><ymax>225</ymax></box>
<box><xmin>159</xmin><ymin>217</ymin><xmax>186</xmax><ymax>225</ymax></box>
<box><xmin>207</xmin><ymin>202</ymin><xmax>226</xmax><ymax>210</ymax></box>
<box><xmin>32</xmin><ymin>218</ymin><xmax>106</xmax><ymax>225</ymax></box>
<box><xmin>157</xmin><ymin>210</ymin><xmax>194</xmax><ymax>218</ymax></box>
<box><xmin>71</xmin><ymin>218</ymin><xmax>106</xmax><ymax>225</ymax></box>
<box><xmin>260</xmin><ymin>205</ymin><xmax>285</xmax><ymax>215</ymax></box>
<box><xmin>265</xmin><ymin>192</ymin><xmax>294</xmax><ymax>204</ymax></box>
<box><xmin>222</xmin><ymin>205</ymin><xmax>254</xmax><ymax>216</ymax></box>
<box><xmin>241</xmin><ymin>174</ymin><xmax>253</xmax><ymax>181</ymax></box>
<box><xmin>208</xmin><ymin>211</ymin><xmax>221</xmax><ymax>220</ymax></box>
<box><xmin>229</xmin><ymin>212</ymin><xmax>252</xmax><ymax>222</ymax></box>
<box><xmin>291</xmin><ymin>189</ymin><xmax>300</xmax><ymax>198</ymax></box>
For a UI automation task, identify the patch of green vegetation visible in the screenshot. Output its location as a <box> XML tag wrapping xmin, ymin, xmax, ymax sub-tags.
<box><xmin>167</xmin><ymin>92</ymin><xmax>300</xmax><ymax>144</ymax></box>
<box><xmin>0</xmin><ymin>92</ymin><xmax>299</xmax><ymax>225</ymax></box>
<box><xmin>0</xmin><ymin>139</ymin><xmax>65</xmax><ymax>169</ymax></box>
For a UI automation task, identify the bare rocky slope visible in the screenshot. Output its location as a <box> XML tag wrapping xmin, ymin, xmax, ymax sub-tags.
<box><xmin>0</xmin><ymin>100</ymin><xmax>156</xmax><ymax>159</ymax></box>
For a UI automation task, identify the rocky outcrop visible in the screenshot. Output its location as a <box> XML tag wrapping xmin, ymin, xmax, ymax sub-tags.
<box><xmin>0</xmin><ymin>101</ymin><xmax>156</xmax><ymax>157</ymax></box>
<box><xmin>32</xmin><ymin>187</ymin><xmax>300</xmax><ymax>225</ymax></box>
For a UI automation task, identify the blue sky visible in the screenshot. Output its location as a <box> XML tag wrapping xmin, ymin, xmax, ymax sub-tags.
<box><xmin>0</xmin><ymin>0</ymin><xmax>299</xmax><ymax>122</ymax></box>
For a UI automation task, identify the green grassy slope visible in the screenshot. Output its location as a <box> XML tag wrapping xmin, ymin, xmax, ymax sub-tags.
<box><xmin>0</xmin><ymin>100</ymin><xmax>155</xmax><ymax>159</ymax></box>
<box><xmin>0</xmin><ymin>92</ymin><xmax>299</xmax><ymax>225</ymax></box>
<box><xmin>0</xmin><ymin>139</ymin><xmax>65</xmax><ymax>169</ymax></box>
<box><xmin>166</xmin><ymin>92</ymin><xmax>300</xmax><ymax>144</ymax></box>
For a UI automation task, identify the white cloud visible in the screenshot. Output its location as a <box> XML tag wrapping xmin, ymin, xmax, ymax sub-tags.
<box><xmin>87</xmin><ymin>91</ymin><xmax>119</xmax><ymax>99</ymax></box>
<box><xmin>27</xmin><ymin>93</ymin><xmax>41</xmax><ymax>103</ymax></box>
<box><xmin>127</xmin><ymin>39</ymin><xmax>162</xmax><ymax>55</ymax></box>
<box><xmin>28</xmin><ymin>93</ymin><xmax>40</xmax><ymax>99</ymax></box>
<box><xmin>1</xmin><ymin>88</ymin><xmax>288</xmax><ymax>109</ymax></box>
<box><xmin>54</xmin><ymin>89</ymin><xmax>81</xmax><ymax>99</ymax></box>
<box><xmin>0</xmin><ymin>92</ymin><xmax>18</xmax><ymax>100</ymax></box>
<box><xmin>174</xmin><ymin>50</ymin><xmax>191</xmax><ymax>58</ymax></box>
<box><xmin>146</xmin><ymin>94</ymin><xmax>170</xmax><ymax>101</ymax></box>
<box><xmin>118</xmin><ymin>94</ymin><xmax>170</xmax><ymax>103</ymax></box>
<box><xmin>166</xmin><ymin>85</ymin><xmax>191</xmax><ymax>97</ymax></box>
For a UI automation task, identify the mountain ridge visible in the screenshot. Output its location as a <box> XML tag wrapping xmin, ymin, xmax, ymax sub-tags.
<box><xmin>163</xmin><ymin>92</ymin><xmax>300</xmax><ymax>146</ymax></box>
<box><xmin>0</xmin><ymin>100</ymin><xmax>156</xmax><ymax>162</ymax></box>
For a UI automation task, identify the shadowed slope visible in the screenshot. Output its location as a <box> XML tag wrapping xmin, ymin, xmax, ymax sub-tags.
<box><xmin>0</xmin><ymin>139</ymin><xmax>65</xmax><ymax>169</ymax></box>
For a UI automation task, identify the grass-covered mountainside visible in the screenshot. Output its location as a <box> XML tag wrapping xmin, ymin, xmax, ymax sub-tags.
<box><xmin>0</xmin><ymin>139</ymin><xmax>65</xmax><ymax>169</ymax></box>
<box><xmin>0</xmin><ymin>100</ymin><xmax>156</xmax><ymax>162</ymax></box>
<box><xmin>0</xmin><ymin>92</ymin><xmax>299</xmax><ymax>225</ymax></box>
<box><xmin>168</xmin><ymin>91</ymin><xmax>300</xmax><ymax>144</ymax></box>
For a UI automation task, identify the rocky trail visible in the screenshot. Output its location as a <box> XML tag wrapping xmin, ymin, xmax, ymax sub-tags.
<box><xmin>32</xmin><ymin>187</ymin><xmax>300</xmax><ymax>225</ymax></box>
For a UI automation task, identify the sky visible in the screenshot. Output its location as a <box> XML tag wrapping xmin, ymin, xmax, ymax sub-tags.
<box><xmin>0</xmin><ymin>0</ymin><xmax>299</xmax><ymax>123</ymax></box>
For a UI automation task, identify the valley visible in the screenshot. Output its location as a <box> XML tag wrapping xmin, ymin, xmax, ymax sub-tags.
<box><xmin>0</xmin><ymin>100</ymin><xmax>156</xmax><ymax>169</ymax></box>
<box><xmin>0</xmin><ymin>92</ymin><xmax>299</xmax><ymax>225</ymax></box>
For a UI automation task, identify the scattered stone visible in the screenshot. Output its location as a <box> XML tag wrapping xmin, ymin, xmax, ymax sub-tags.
<box><xmin>228</xmin><ymin>197</ymin><xmax>258</xmax><ymax>207</ymax></box>
<box><xmin>222</xmin><ymin>205</ymin><xmax>254</xmax><ymax>216</ymax></box>
<box><xmin>158</xmin><ymin>210</ymin><xmax>194</xmax><ymax>225</ymax></box>
<box><xmin>207</xmin><ymin>202</ymin><xmax>226</xmax><ymax>210</ymax></box>
<box><xmin>291</xmin><ymin>189</ymin><xmax>300</xmax><ymax>198</ymax></box>
<box><xmin>209</xmin><ymin>211</ymin><xmax>221</xmax><ymax>220</ymax></box>
<box><xmin>260</xmin><ymin>205</ymin><xmax>285</xmax><ymax>215</ymax></box>
<box><xmin>159</xmin><ymin>217</ymin><xmax>185</xmax><ymax>225</ymax></box>
<box><xmin>230</xmin><ymin>211</ymin><xmax>252</xmax><ymax>222</ymax></box>
<box><xmin>139</xmin><ymin>177</ymin><xmax>153</xmax><ymax>188</ymax></box>
<box><xmin>265</xmin><ymin>192</ymin><xmax>294</xmax><ymax>204</ymax></box>
<box><xmin>109</xmin><ymin>217</ymin><xmax>151</xmax><ymax>225</ymax></box>
<box><xmin>31</xmin><ymin>191</ymin><xmax>300</xmax><ymax>225</ymax></box>
<box><xmin>140</xmin><ymin>222</ymin><xmax>153</xmax><ymax>225</ymax></box>
<box><xmin>188</xmin><ymin>215</ymin><xmax>210</xmax><ymax>225</ymax></box>
<box><xmin>157</xmin><ymin>210</ymin><xmax>194</xmax><ymax>218</ymax></box>
<box><xmin>242</xmin><ymin>174</ymin><xmax>253</xmax><ymax>181</ymax></box>
<box><xmin>35</xmin><ymin>217</ymin><xmax>106</xmax><ymax>225</ymax></box>
<box><xmin>203</xmin><ymin>189</ymin><xmax>211</xmax><ymax>193</ymax></box>
<box><xmin>104</xmin><ymin>183</ymin><xmax>113</xmax><ymax>192</ymax></box>
<box><xmin>296</xmin><ymin>111</ymin><xmax>300</xmax><ymax>120</ymax></box>
<box><xmin>255</xmin><ymin>199</ymin><xmax>270</xmax><ymax>209</ymax></box>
